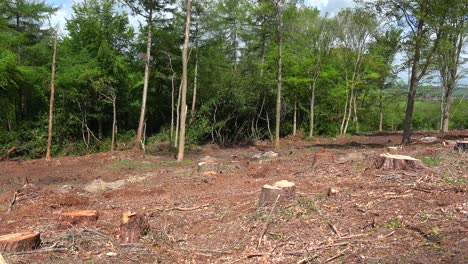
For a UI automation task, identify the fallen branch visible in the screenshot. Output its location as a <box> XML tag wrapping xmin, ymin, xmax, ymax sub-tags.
<box><xmin>0</xmin><ymin>146</ymin><xmax>16</xmax><ymax>161</ymax></box>
<box><xmin>7</xmin><ymin>192</ymin><xmax>17</xmax><ymax>213</ymax></box>
<box><xmin>324</xmin><ymin>247</ymin><xmax>348</xmax><ymax>263</ymax></box>
<box><xmin>257</xmin><ymin>194</ymin><xmax>281</xmax><ymax>249</ymax></box>
<box><xmin>153</xmin><ymin>204</ymin><xmax>209</xmax><ymax>212</ymax></box>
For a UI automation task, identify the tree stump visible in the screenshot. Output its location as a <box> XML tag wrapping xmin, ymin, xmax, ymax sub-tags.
<box><xmin>119</xmin><ymin>212</ymin><xmax>149</xmax><ymax>243</ymax></box>
<box><xmin>258</xmin><ymin>180</ymin><xmax>296</xmax><ymax>207</ymax></box>
<box><xmin>375</xmin><ymin>153</ymin><xmax>424</xmax><ymax>170</ymax></box>
<box><xmin>0</xmin><ymin>231</ymin><xmax>41</xmax><ymax>253</ymax></box>
<box><xmin>60</xmin><ymin>210</ymin><xmax>98</xmax><ymax>228</ymax></box>
<box><xmin>455</xmin><ymin>141</ymin><xmax>468</xmax><ymax>152</ymax></box>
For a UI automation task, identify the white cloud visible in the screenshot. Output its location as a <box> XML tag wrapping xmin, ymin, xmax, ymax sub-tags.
<box><xmin>305</xmin><ymin>0</ymin><xmax>354</xmax><ymax>16</ymax></box>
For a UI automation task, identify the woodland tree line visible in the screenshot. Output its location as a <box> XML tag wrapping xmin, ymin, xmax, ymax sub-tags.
<box><xmin>0</xmin><ymin>0</ymin><xmax>467</xmax><ymax>159</ymax></box>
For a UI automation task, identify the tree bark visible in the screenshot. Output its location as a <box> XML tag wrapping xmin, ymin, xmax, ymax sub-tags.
<box><xmin>375</xmin><ymin>153</ymin><xmax>424</xmax><ymax>170</ymax></box>
<box><xmin>111</xmin><ymin>95</ymin><xmax>116</xmax><ymax>152</ymax></box>
<box><xmin>190</xmin><ymin>29</ymin><xmax>199</xmax><ymax>124</ymax></box>
<box><xmin>258</xmin><ymin>180</ymin><xmax>295</xmax><ymax>207</ymax></box>
<box><xmin>275</xmin><ymin>1</ymin><xmax>284</xmax><ymax>151</ymax></box>
<box><xmin>177</xmin><ymin>0</ymin><xmax>192</xmax><ymax>162</ymax></box>
<box><xmin>293</xmin><ymin>96</ymin><xmax>297</xmax><ymax>136</ymax></box>
<box><xmin>46</xmin><ymin>31</ymin><xmax>57</xmax><ymax>162</ymax></box>
<box><xmin>119</xmin><ymin>212</ymin><xmax>149</xmax><ymax>243</ymax></box>
<box><xmin>309</xmin><ymin>81</ymin><xmax>316</xmax><ymax>138</ymax></box>
<box><xmin>135</xmin><ymin>14</ymin><xmax>152</xmax><ymax>150</ymax></box>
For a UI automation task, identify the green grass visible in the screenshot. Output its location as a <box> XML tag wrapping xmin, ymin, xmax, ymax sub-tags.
<box><xmin>108</xmin><ymin>159</ymin><xmax>161</xmax><ymax>171</ymax></box>
<box><xmin>420</xmin><ymin>156</ymin><xmax>442</xmax><ymax>167</ymax></box>
<box><xmin>384</xmin><ymin>218</ymin><xmax>404</xmax><ymax>229</ymax></box>
<box><xmin>442</xmin><ymin>173</ymin><xmax>467</xmax><ymax>185</ymax></box>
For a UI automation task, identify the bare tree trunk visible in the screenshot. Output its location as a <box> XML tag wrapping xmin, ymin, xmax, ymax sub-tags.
<box><xmin>135</xmin><ymin>14</ymin><xmax>152</xmax><ymax>150</ymax></box>
<box><xmin>353</xmin><ymin>94</ymin><xmax>359</xmax><ymax>133</ymax></box>
<box><xmin>111</xmin><ymin>95</ymin><xmax>116</xmax><ymax>152</ymax></box>
<box><xmin>379</xmin><ymin>88</ymin><xmax>383</xmax><ymax>132</ymax></box>
<box><xmin>46</xmin><ymin>31</ymin><xmax>57</xmax><ymax>162</ymax></box>
<box><xmin>174</xmin><ymin>82</ymin><xmax>181</xmax><ymax>148</ymax></box>
<box><xmin>275</xmin><ymin>1</ymin><xmax>284</xmax><ymax>151</ymax></box>
<box><xmin>309</xmin><ymin>81</ymin><xmax>316</xmax><ymax>138</ymax></box>
<box><xmin>177</xmin><ymin>0</ymin><xmax>192</xmax><ymax>162</ymax></box>
<box><xmin>190</xmin><ymin>35</ymin><xmax>199</xmax><ymax>124</ymax></box>
<box><xmin>293</xmin><ymin>96</ymin><xmax>297</xmax><ymax>136</ymax></box>
<box><xmin>170</xmin><ymin>74</ymin><xmax>175</xmax><ymax>146</ymax></box>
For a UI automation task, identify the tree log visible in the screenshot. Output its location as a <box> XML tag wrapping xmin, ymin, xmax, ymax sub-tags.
<box><xmin>60</xmin><ymin>210</ymin><xmax>98</xmax><ymax>228</ymax></box>
<box><xmin>0</xmin><ymin>231</ymin><xmax>41</xmax><ymax>253</ymax></box>
<box><xmin>455</xmin><ymin>141</ymin><xmax>468</xmax><ymax>152</ymax></box>
<box><xmin>119</xmin><ymin>212</ymin><xmax>149</xmax><ymax>243</ymax></box>
<box><xmin>375</xmin><ymin>153</ymin><xmax>424</xmax><ymax>170</ymax></box>
<box><xmin>0</xmin><ymin>147</ymin><xmax>16</xmax><ymax>161</ymax></box>
<box><xmin>258</xmin><ymin>180</ymin><xmax>296</xmax><ymax>207</ymax></box>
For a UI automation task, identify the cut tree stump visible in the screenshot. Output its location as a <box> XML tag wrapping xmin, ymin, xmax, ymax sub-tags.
<box><xmin>0</xmin><ymin>147</ymin><xmax>16</xmax><ymax>162</ymax></box>
<box><xmin>60</xmin><ymin>210</ymin><xmax>98</xmax><ymax>228</ymax></box>
<box><xmin>0</xmin><ymin>231</ymin><xmax>41</xmax><ymax>253</ymax></box>
<box><xmin>455</xmin><ymin>141</ymin><xmax>468</xmax><ymax>152</ymax></box>
<box><xmin>258</xmin><ymin>180</ymin><xmax>296</xmax><ymax>207</ymax></box>
<box><xmin>119</xmin><ymin>212</ymin><xmax>149</xmax><ymax>243</ymax></box>
<box><xmin>375</xmin><ymin>153</ymin><xmax>424</xmax><ymax>170</ymax></box>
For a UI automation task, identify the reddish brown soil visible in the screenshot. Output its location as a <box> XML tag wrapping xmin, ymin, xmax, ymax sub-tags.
<box><xmin>0</xmin><ymin>131</ymin><xmax>467</xmax><ymax>263</ymax></box>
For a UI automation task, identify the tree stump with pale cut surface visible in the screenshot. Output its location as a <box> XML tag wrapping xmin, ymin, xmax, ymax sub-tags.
<box><xmin>375</xmin><ymin>153</ymin><xmax>424</xmax><ymax>170</ymax></box>
<box><xmin>119</xmin><ymin>212</ymin><xmax>149</xmax><ymax>243</ymax></box>
<box><xmin>258</xmin><ymin>180</ymin><xmax>296</xmax><ymax>207</ymax></box>
<box><xmin>0</xmin><ymin>231</ymin><xmax>41</xmax><ymax>253</ymax></box>
<box><xmin>60</xmin><ymin>210</ymin><xmax>98</xmax><ymax>228</ymax></box>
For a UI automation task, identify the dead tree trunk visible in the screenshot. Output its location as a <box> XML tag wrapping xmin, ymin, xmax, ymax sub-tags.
<box><xmin>119</xmin><ymin>212</ymin><xmax>149</xmax><ymax>243</ymax></box>
<box><xmin>60</xmin><ymin>210</ymin><xmax>99</xmax><ymax>228</ymax></box>
<box><xmin>1</xmin><ymin>147</ymin><xmax>17</xmax><ymax>161</ymax></box>
<box><xmin>274</xmin><ymin>1</ymin><xmax>284</xmax><ymax>152</ymax></box>
<box><xmin>46</xmin><ymin>31</ymin><xmax>57</xmax><ymax>162</ymax></box>
<box><xmin>0</xmin><ymin>231</ymin><xmax>41</xmax><ymax>253</ymax></box>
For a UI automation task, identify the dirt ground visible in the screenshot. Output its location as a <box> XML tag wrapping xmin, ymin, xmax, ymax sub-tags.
<box><xmin>0</xmin><ymin>131</ymin><xmax>467</xmax><ymax>264</ymax></box>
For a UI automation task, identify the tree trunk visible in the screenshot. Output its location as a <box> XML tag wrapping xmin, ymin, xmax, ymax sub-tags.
<box><xmin>309</xmin><ymin>81</ymin><xmax>316</xmax><ymax>138</ymax></box>
<box><xmin>190</xmin><ymin>35</ymin><xmax>199</xmax><ymax>124</ymax></box>
<box><xmin>135</xmin><ymin>15</ymin><xmax>152</xmax><ymax>150</ymax></box>
<box><xmin>177</xmin><ymin>0</ymin><xmax>192</xmax><ymax>162</ymax></box>
<box><xmin>119</xmin><ymin>212</ymin><xmax>149</xmax><ymax>243</ymax></box>
<box><xmin>60</xmin><ymin>210</ymin><xmax>99</xmax><ymax>228</ymax></box>
<box><xmin>0</xmin><ymin>232</ymin><xmax>41</xmax><ymax>253</ymax></box>
<box><xmin>275</xmin><ymin>1</ymin><xmax>283</xmax><ymax>151</ymax></box>
<box><xmin>174</xmin><ymin>82</ymin><xmax>182</xmax><ymax>148</ymax></box>
<box><xmin>111</xmin><ymin>95</ymin><xmax>116</xmax><ymax>152</ymax></box>
<box><xmin>258</xmin><ymin>180</ymin><xmax>296</xmax><ymax>207</ymax></box>
<box><xmin>375</xmin><ymin>153</ymin><xmax>424</xmax><ymax>170</ymax></box>
<box><xmin>293</xmin><ymin>96</ymin><xmax>297</xmax><ymax>136</ymax></box>
<box><xmin>379</xmin><ymin>88</ymin><xmax>383</xmax><ymax>132</ymax></box>
<box><xmin>353</xmin><ymin>94</ymin><xmax>359</xmax><ymax>133</ymax></box>
<box><xmin>46</xmin><ymin>31</ymin><xmax>57</xmax><ymax>162</ymax></box>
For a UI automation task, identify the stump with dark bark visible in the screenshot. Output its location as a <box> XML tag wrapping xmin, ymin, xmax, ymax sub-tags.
<box><xmin>119</xmin><ymin>212</ymin><xmax>149</xmax><ymax>243</ymax></box>
<box><xmin>258</xmin><ymin>180</ymin><xmax>296</xmax><ymax>207</ymax></box>
<box><xmin>60</xmin><ymin>210</ymin><xmax>98</xmax><ymax>228</ymax></box>
<box><xmin>375</xmin><ymin>153</ymin><xmax>424</xmax><ymax>170</ymax></box>
<box><xmin>0</xmin><ymin>231</ymin><xmax>41</xmax><ymax>253</ymax></box>
<box><xmin>455</xmin><ymin>141</ymin><xmax>468</xmax><ymax>152</ymax></box>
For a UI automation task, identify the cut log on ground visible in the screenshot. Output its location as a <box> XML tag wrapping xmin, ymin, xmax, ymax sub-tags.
<box><xmin>60</xmin><ymin>210</ymin><xmax>99</xmax><ymax>228</ymax></box>
<box><xmin>258</xmin><ymin>180</ymin><xmax>296</xmax><ymax>207</ymax></box>
<box><xmin>0</xmin><ymin>147</ymin><xmax>16</xmax><ymax>162</ymax></box>
<box><xmin>375</xmin><ymin>153</ymin><xmax>425</xmax><ymax>170</ymax></box>
<box><xmin>119</xmin><ymin>212</ymin><xmax>149</xmax><ymax>243</ymax></box>
<box><xmin>0</xmin><ymin>231</ymin><xmax>41</xmax><ymax>253</ymax></box>
<box><xmin>455</xmin><ymin>141</ymin><xmax>468</xmax><ymax>152</ymax></box>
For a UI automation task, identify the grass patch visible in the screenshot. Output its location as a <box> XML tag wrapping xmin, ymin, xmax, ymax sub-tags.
<box><xmin>441</xmin><ymin>173</ymin><xmax>467</xmax><ymax>185</ymax></box>
<box><xmin>420</xmin><ymin>156</ymin><xmax>441</xmax><ymax>167</ymax></box>
<box><xmin>297</xmin><ymin>197</ymin><xmax>317</xmax><ymax>214</ymax></box>
<box><xmin>383</xmin><ymin>218</ymin><xmax>403</xmax><ymax>229</ymax></box>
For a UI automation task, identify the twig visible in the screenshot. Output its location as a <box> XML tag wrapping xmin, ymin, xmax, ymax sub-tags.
<box><xmin>328</xmin><ymin>223</ymin><xmax>341</xmax><ymax>236</ymax></box>
<box><xmin>154</xmin><ymin>204</ymin><xmax>209</xmax><ymax>212</ymax></box>
<box><xmin>7</xmin><ymin>192</ymin><xmax>17</xmax><ymax>212</ymax></box>
<box><xmin>324</xmin><ymin>247</ymin><xmax>348</xmax><ymax>263</ymax></box>
<box><xmin>257</xmin><ymin>194</ymin><xmax>281</xmax><ymax>249</ymax></box>
<box><xmin>3</xmin><ymin>247</ymin><xmax>67</xmax><ymax>256</ymax></box>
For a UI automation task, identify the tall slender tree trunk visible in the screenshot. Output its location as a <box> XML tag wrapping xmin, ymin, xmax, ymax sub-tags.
<box><xmin>177</xmin><ymin>0</ymin><xmax>192</xmax><ymax>161</ymax></box>
<box><xmin>174</xmin><ymin>82</ymin><xmax>181</xmax><ymax>148</ymax></box>
<box><xmin>275</xmin><ymin>1</ymin><xmax>283</xmax><ymax>151</ymax></box>
<box><xmin>190</xmin><ymin>29</ymin><xmax>199</xmax><ymax>124</ymax></box>
<box><xmin>379</xmin><ymin>88</ymin><xmax>383</xmax><ymax>132</ymax></box>
<box><xmin>353</xmin><ymin>94</ymin><xmax>359</xmax><ymax>133</ymax></box>
<box><xmin>111</xmin><ymin>95</ymin><xmax>116</xmax><ymax>152</ymax></box>
<box><xmin>135</xmin><ymin>14</ymin><xmax>152</xmax><ymax>150</ymax></box>
<box><xmin>171</xmin><ymin>73</ymin><xmax>175</xmax><ymax>147</ymax></box>
<box><xmin>293</xmin><ymin>97</ymin><xmax>297</xmax><ymax>136</ymax></box>
<box><xmin>46</xmin><ymin>31</ymin><xmax>58</xmax><ymax>162</ymax></box>
<box><xmin>309</xmin><ymin>81</ymin><xmax>316</xmax><ymax>138</ymax></box>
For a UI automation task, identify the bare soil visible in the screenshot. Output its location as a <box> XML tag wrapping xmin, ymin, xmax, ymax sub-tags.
<box><xmin>0</xmin><ymin>131</ymin><xmax>467</xmax><ymax>263</ymax></box>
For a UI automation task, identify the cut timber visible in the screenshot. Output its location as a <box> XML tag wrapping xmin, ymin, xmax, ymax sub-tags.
<box><xmin>0</xmin><ymin>147</ymin><xmax>16</xmax><ymax>161</ymax></box>
<box><xmin>0</xmin><ymin>231</ymin><xmax>41</xmax><ymax>253</ymax></box>
<box><xmin>375</xmin><ymin>153</ymin><xmax>424</xmax><ymax>170</ymax></box>
<box><xmin>455</xmin><ymin>141</ymin><xmax>468</xmax><ymax>152</ymax></box>
<box><xmin>258</xmin><ymin>180</ymin><xmax>296</xmax><ymax>207</ymax></box>
<box><xmin>119</xmin><ymin>212</ymin><xmax>149</xmax><ymax>243</ymax></box>
<box><xmin>60</xmin><ymin>210</ymin><xmax>98</xmax><ymax>228</ymax></box>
